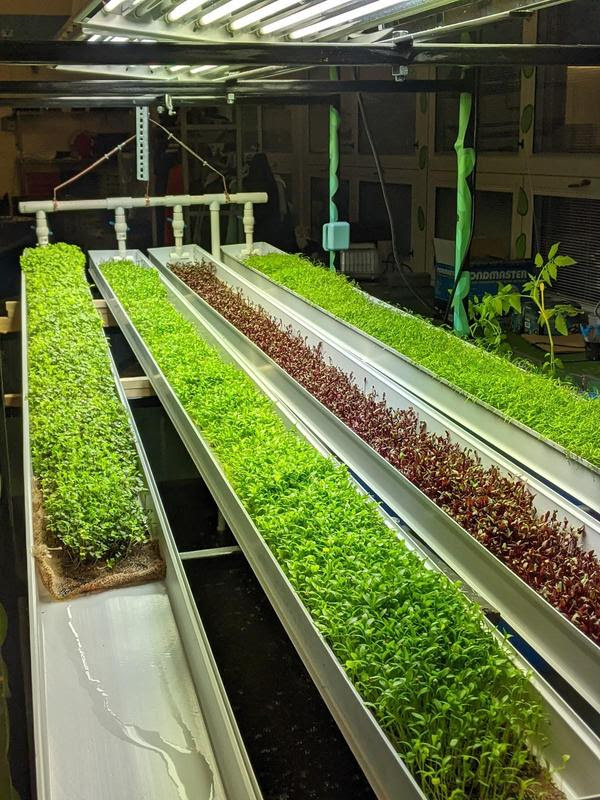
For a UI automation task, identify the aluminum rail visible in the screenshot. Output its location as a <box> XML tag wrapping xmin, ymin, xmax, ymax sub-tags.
<box><xmin>90</xmin><ymin>249</ymin><xmax>600</xmax><ymax>800</ymax></box>
<box><xmin>22</xmin><ymin>271</ymin><xmax>262</xmax><ymax>800</ymax></box>
<box><xmin>222</xmin><ymin>243</ymin><xmax>600</xmax><ymax>515</ymax></box>
<box><xmin>150</xmin><ymin>244</ymin><xmax>600</xmax><ymax>716</ymax></box>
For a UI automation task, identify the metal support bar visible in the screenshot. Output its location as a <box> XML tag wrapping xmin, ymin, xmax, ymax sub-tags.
<box><xmin>0</xmin><ymin>41</ymin><xmax>409</xmax><ymax>66</ymax></box>
<box><xmin>408</xmin><ymin>42</ymin><xmax>600</xmax><ymax>65</ymax></box>
<box><xmin>135</xmin><ymin>106</ymin><xmax>150</xmax><ymax>182</ymax></box>
<box><xmin>1</xmin><ymin>41</ymin><xmax>598</xmax><ymax>68</ymax></box>
<box><xmin>180</xmin><ymin>546</ymin><xmax>241</xmax><ymax>561</ymax></box>
<box><xmin>0</xmin><ymin>79</ymin><xmax>471</xmax><ymax>96</ymax></box>
<box><xmin>0</xmin><ymin>41</ymin><xmax>600</xmax><ymax>67</ymax></box>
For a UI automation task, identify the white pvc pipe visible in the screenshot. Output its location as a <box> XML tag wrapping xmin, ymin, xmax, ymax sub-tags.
<box><xmin>242</xmin><ymin>201</ymin><xmax>255</xmax><ymax>257</ymax></box>
<box><xmin>35</xmin><ymin>210</ymin><xmax>50</xmax><ymax>246</ymax></box>
<box><xmin>210</xmin><ymin>201</ymin><xmax>221</xmax><ymax>260</ymax></box>
<box><xmin>114</xmin><ymin>206</ymin><xmax>127</xmax><ymax>253</ymax></box>
<box><xmin>19</xmin><ymin>192</ymin><xmax>268</xmax><ymax>214</ymax></box>
<box><xmin>171</xmin><ymin>204</ymin><xmax>185</xmax><ymax>258</ymax></box>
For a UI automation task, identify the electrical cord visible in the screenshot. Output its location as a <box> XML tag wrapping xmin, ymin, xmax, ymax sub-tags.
<box><xmin>149</xmin><ymin>118</ymin><xmax>230</xmax><ymax>199</ymax></box>
<box><xmin>353</xmin><ymin>68</ymin><xmax>437</xmax><ymax>314</ymax></box>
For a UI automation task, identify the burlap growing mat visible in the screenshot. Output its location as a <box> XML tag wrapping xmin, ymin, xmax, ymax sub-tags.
<box><xmin>32</xmin><ymin>485</ymin><xmax>165</xmax><ymax>601</ymax></box>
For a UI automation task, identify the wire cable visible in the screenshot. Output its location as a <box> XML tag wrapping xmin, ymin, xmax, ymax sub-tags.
<box><xmin>149</xmin><ymin>117</ymin><xmax>230</xmax><ymax>199</ymax></box>
<box><xmin>52</xmin><ymin>133</ymin><xmax>136</xmax><ymax>208</ymax></box>
<box><xmin>354</xmin><ymin>75</ymin><xmax>437</xmax><ymax>314</ymax></box>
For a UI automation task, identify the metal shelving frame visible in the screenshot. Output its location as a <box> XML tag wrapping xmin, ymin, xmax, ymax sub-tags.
<box><xmin>91</xmin><ymin>249</ymin><xmax>600</xmax><ymax>800</ymax></box>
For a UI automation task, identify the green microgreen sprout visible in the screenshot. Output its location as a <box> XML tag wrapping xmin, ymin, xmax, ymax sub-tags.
<box><xmin>102</xmin><ymin>257</ymin><xmax>553</xmax><ymax>800</ymax></box>
<box><xmin>244</xmin><ymin>252</ymin><xmax>599</xmax><ymax>468</ymax></box>
<box><xmin>21</xmin><ymin>243</ymin><xmax>148</xmax><ymax>562</ymax></box>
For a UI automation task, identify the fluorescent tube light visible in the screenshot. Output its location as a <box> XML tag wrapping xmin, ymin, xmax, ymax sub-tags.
<box><xmin>289</xmin><ymin>0</ymin><xmax>402</xmax><ymax>38</ymax></box>
<box><xmin>169</xmin><ymin>64</ymin><xmax>190</xmax><ymax>72</ymax></box>
<box><xmin>200</xmin><ymin>0</ymin><xmax>254</xmax><ymax>26</ymax></box>
<box><xmin>111</xmin><ymin>36</ymin><xmax>130</xmax><ymax>41</ymax></box>
<box><xmin>104</xmin><ymin>0</ymin><xmax>128</xmax><ymax>11</ymax></box>
<box><xmin>189</xmin><ymin>64</ymin><xmax>218</xmax><ymax>73</ymax></box>
<box><xmin>231</xmin><ymin>0</ymin><xmax>299</xmax><ymax>30</ymax></box>
<box><xmin>167</xmin><ymin>0</ymin><xmax>204</xmax><ymax>21</ymax></box>
<box><xmin>88</xmin><ymin>34</ymin><xmax>102</xmax><ymax>42</ymax></box>
<box><xmin>260</xmin><ymin>0</ymin><xmax>348</xmax><ymax>34</ymax></box>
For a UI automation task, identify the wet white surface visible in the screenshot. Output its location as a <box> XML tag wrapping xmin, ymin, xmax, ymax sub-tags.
<box><xmin>39</xmin><ymin>582</ymin><xmax>226</xmax><ymax>800</ymax></box>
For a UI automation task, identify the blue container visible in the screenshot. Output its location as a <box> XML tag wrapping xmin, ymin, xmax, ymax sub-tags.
<box><xmin>434</xmin><ymin>260</ymin><xmax>531</xmax><ymax>304</ymax></box>
<box><xmin>323</xmin><ymin>221</ymin><xmax>350</xmax><ymax>252</ymax></box>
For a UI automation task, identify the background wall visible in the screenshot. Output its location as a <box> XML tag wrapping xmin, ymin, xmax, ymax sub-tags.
<box><xmin>259</xmin><ymin>0</ymin><xmax>600</xmax><ymax>308</ymax></box>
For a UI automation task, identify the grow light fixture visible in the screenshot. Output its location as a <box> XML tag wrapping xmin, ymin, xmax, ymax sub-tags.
<box><xmin>167</xmin><ymin>0</ymin><xmax>205</xmax><ymax>21</ymax></box>
<box><xmin>189</xmin><ymin>64</ymin><xmax>218</xmax><ymax>73</ymax></box>
<box><xmin>231</xmin><ymin>0</ymin><xmax>300</xmax><ymax>30</ymax></box>
<box><xmin>200</xmin><ymin>0</ymin><xmax>255</xmax><ymax>26</ymax></box>
<box><xmin>103</xmin><ymin>0</ymin><xmax>128</xmax><ymax>12</ymax></box>
<box><xmin>289</xmin><ymin>0</ymin><xmax>404</xmax><ymax>38</ymax></box>
<box><xmin>260</xmin><ymin>0</ymin><xmax>349</xmax><ymax>34</ymax></box>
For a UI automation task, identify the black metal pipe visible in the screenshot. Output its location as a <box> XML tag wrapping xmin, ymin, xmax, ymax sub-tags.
<box><xmin>0</xmin><ymin>41</ymin><xmax>600</xmax><ymax>67</ymax></box>
<box><xmin>409</xmin><ymin>42</ymin><xmax>600</xmax><ymax>65</ymax></box>
<box><xmin>0</xmin><ymin>41</ymin><xmax>597</xmax><ymax>69</ymax></box>
<box><xmin>0</xmin><ymin>41</ymin><xmax>409</xmax><ymax>67</ymax></box>
<box><xmin>0</xmin><ymin>78</ymin><xmax>470</xmax><ymax>96</ymax></box>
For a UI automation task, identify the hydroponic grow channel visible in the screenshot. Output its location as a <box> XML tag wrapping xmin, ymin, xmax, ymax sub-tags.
<box><xmin>148</xmin><ymin>242</ymin><xmax>600</xmax><ymax>715</ymax></box>
<box><xmin>89</xmin><ymin>248</ymin><xmax>600</xmax><ymax>800</ymax></box>
<box><xmin>21</xmin><ymin>267</ymin><xmax>262</xmax><ymax>800</ymax></box>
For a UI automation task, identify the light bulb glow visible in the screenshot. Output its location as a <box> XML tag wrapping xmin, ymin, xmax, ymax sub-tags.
<box><xmin>167</xmin><ymin>0</ymin><xmax>205</xmax><ymax>21</ymax></box>
<box><xmin>189</xmin><ymin>64</ymin><xmax>218</xmax><ymax>74</ymax></box>
<box><xmin>231</xmin><ymin>0</ymin><xmax>299</xmax><ymax>30</ymax></box>
<box><xmin>260</xmin><ymin>0</ymin><xmax>348</xmax><ymax>34</ymax></box>
<box><xmin>200</xmin><ymin>0</ymin><xmax>254</xmax><ymax>26</ymax></box>
<box><xmin>289</xmin><ymin>0</ymin><xmax>402</xmax><ymax>38</ymax></box>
